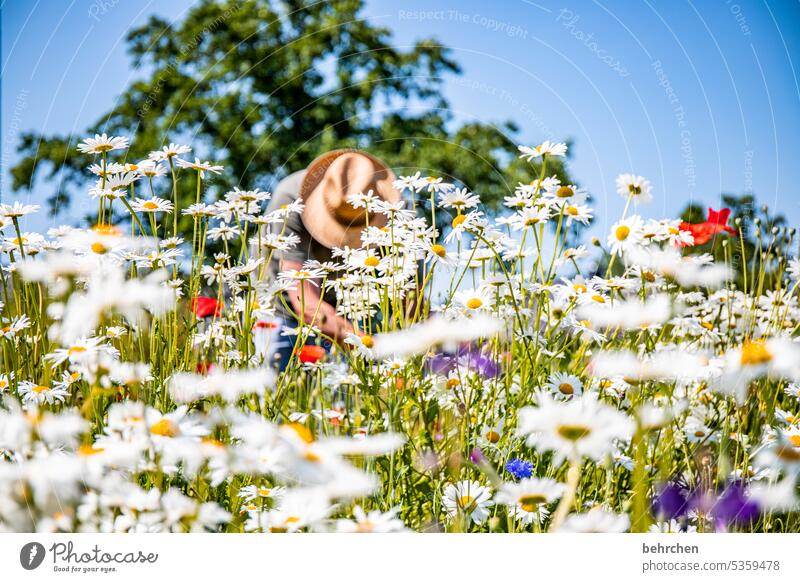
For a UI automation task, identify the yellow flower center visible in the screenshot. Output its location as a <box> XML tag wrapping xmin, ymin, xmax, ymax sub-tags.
<box><xmin>432</xmin><ymin>244</ymin><xmax>446</xmax><ymax>257</ymax></box>
<box><xmin>286</xmin><ymin>423</ymin><xmax>314</xmax><ymax>443</ymax></box>
<box><xmin>567</xmin><ymin>206</ymin><xmax>579</xmax><ymax>216</ymax></box>
<box><xmin>776</xmin><ymin>445</ymin><xmax>800</xmax><ymax>462</ymax></box>
<box><xmin>78</xmin><ymin>444</ymin><xmax>104</xmax><ymax>456</ymax></box>
<box><xmin>615</xmin><ymin>225</ymin><xmax>630</xmax><ymax>241</ymax></box>
<box><xmin>90</xmin><ymin>242</ymin><xmax>108</xmax><ymax>254</ymax></box>
<box><xmin>457</xmin><ymin>495</ymin><xmax>476</xmax><ymax>511</ymax></box>
<box><xmin>452</xmin><ymin>214</ymin><xmax>466</xmax><ymax>228</ymax></box>
<box><xmin>364</xmin><ymin>256</ymin><xmax>380</xmax><ymax>268</ymax></box>
<box><xmin>573</xmin><ymin>283</ymin><xmax>587</xmax><ymax>293</ymax></box>
<box><xmin>149</xmin><ymin>418</ymin><xmax>179</xmax><ymax>437</ymax></box>
<box><xmin>466</xmin><ymin>298</ymin><xmax>483</xmax><ymax>309</ymax></box>
<box><xmin>92</xmin><ymin>224</ymin><xmax>121</xmax><ymax>236</ymax></box>
<box><xmin>519</xmin><ymin>494</ymin><xmax>547</xmax><ymax>512</ymax></box>
<box><xmin>558</xmin><ymin>383</ymin><xmax>574</xmax><ymax>395</ymax></box>
<box><xmin>591</xmin><ymin>295</ymin><xmax>605</xmax><ymax>303</ymax></box>
<box><xmin>201</xmin><ymin>437</ymin><xmax>224</xmax><ymax>448</ymax></box>
<box><xmin>446</xmin><ymin>378</ymin><xmax>460</xmax><ymax>389</ymax></box>
<box><xmin>303</xmin><ymin>450</ymin><xmax>321</xmax><ymax>463</ymax></box>
<box><xmin>485</xmin><ymin>430</ymin><xmax>501</xmax><ymax>443</ymax></box>
<box><xmin>788</xmin><ymin>435</ymin><xmax>800</xmax><ymax>447</ymax></box>
<box><xmin>694</xmin><ymin>430</ymin><xmax>706</xmax><ymax>438</ymax></box>
<box><xmin>556</xmin><ymin>186</ymin><xmax>574</xmax><ymax>198</ymax></box>
<box><xmin>700</xmin><ymin>321</ymin><xmax>714</xmax><ymax>330</ymax></box>
<box><xmin>68</xmin><ymin>346</ymin><xmax>87</xmax><ymax>355</ymax></box>
<box><xmin>143</xmin><ymin>201</ymin><xmax>159</xmax><ymax>210</ymax></box>
<box><xmin>360</xmin><ymin>335</ymin><xmax>374</xmax><ymax>348</ymax></box>
<box><xmin>556</xmin><ymin>424</ymin><xmax>591</xmax><ymax>441</ymax></box>
<box><xmin>257</xmin><ymin>487</ymin><xmax>272</xmax><ymax>497</ymax></box>
<box><xmin>740</xmin><ymin>340</ymin><xmax>772</xmax><ymax>366</ymax></box>
<box><xmin>32</xmin><ymin>385</ymin><xmax>49</xmax><ymax>394</ymax></box>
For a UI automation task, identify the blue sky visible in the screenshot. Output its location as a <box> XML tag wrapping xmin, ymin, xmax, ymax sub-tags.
<box><xmin>2</xmin><ymin>0</ymin><xmax>799</xmax><ymax>235</ymax></box>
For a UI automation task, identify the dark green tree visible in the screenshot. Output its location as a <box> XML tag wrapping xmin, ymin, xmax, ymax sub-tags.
<box><xmin>10</xmin><ymin>0</ymin><xmax>569</xmax><ymax>235</ymax></box>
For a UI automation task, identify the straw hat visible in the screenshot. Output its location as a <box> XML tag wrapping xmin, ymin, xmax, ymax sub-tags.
<box><xmin>299</xmin><ymin>149</ymin><xmax>401</xmax><ymax>249</ymax></box>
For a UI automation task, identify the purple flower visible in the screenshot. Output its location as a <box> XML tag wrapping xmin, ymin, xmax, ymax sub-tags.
<box><xmin>505</xmin><ymin>459</ymin><xmax>533</xmax><ymax>480</ymax></box>
<box><xmin>712</xmin><ymin>481</ymin><xmax>759</xmax><ymax>527</ymax></box>
<box><xmin>652</xmin><ymin>479</ymin><xmax>761</xmax><ymax>530</ymax></box>
<box><xmin>428</xmin><ymin>345</ymin><xmax>500</xmax><ymax>378</ymax></box>
<box><xmin>469</xmin><ymin>448</ymin><xmax>485</xmax><ymax>464</ymax></box>
<box><xmin>462</xmin><ymin>350</ymin><xmax>499</xmax><ymax>378</ymax></box>
<box><xmin>652</xmin><ymin>482</ymin><xmax>690</xmax><ymax>520</ymax></box>
<box><xmin>429</xmin><ymin>353</ymin><xmax>456</xmax><ymax>376</ymax></box>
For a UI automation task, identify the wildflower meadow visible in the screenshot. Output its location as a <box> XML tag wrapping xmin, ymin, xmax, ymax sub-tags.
<box><xmin>2</xmin><ymin>135</ymin><xmax>800</xmax><ymax>534</ymax></box>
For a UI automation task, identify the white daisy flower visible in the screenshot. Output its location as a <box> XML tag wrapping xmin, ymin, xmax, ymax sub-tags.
<box><xmin>148</xmin><ymin>143</ymin><xmax>192</xmax><ymax>161</ymax></box>
<box><xmin>176</xmin><ymin>157</ymin><xmax>224</xmax><ymax>178</ymax></box>
<box><xmin>442</xmin><ymin>480</ymin><xmax>494</xmax><ymax>524</ymax></box>
<box><xmin>497</xmin><ymin>478</ymin><xmax>566</xmax><ymax>524</ymax></box>
<box><xmin>607</xmin><ymin>215</ymin><xmax>644</xmax><ymax>256</ymax></box>
<box><xmin>77</xmin><ymin>133</ymin><xmax>129</xmax><ymax>154</ymax></box>
<box><xmin>544</xmin><ymin>372</ymin><xmax>583</xmax><ymax>399</ymax></box>
<box><xmin>17</xmin><ymin>381</ymin><xmax>70</xmax><ymax>406</ymax></box>
<box><xmin>615</xmin><ymin>173</ymin><xmax>652</xmax><ymax>204</ymax></box>
<box><xmin>517</xmin><ymin>393</ymin><xmax>634</xmax><ymax>463</ymax></box>
<box><xmin>131</xmin><ymin>197</ymin><xmax>174</xmax><ymax>214</ymax></box>
<box><xmin>518</xmin><ymin>141</ymin><xmax>568</xmax><ymax>160</ymax></box>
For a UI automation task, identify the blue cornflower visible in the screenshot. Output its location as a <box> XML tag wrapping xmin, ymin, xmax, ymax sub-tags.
<box><xmin>505</xmin><ymin>458</ymin><xmax>533</xmax><ymax>480</ymax></box>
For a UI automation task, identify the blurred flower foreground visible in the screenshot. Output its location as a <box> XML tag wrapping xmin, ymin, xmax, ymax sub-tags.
<box><xmin>1</xmin><ymin>134</ymin><xmax>799</xmax><ymax>533</ymax></box>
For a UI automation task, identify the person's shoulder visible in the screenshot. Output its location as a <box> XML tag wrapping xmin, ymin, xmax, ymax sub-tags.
<box><xmin>270</xmin><ymin>170</ymin><xmax>306</xmax><ymax>205</ymax></box>
<box><xmin>265</xmin><ymin>171</ymin><xmax>304</xmax><ymax>216</ymax></box>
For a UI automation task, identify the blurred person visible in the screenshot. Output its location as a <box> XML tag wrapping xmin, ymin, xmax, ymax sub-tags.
<box><xmin>261</xmin><ymin>150</ymin><xmax>401</xmax><ymax>369</ymax></box>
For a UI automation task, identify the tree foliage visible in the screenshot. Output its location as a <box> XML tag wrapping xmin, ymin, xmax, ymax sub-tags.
<box><xmin>11</xmin><ymin>0</ymin><xmax>569</xmax><ymax>232</ymax></box>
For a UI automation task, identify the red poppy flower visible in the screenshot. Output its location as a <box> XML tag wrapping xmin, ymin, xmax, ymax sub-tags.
<box><xmin>191</xmin><ymin>296</ymin><xmax>223</xmax><ymax>318</ymax></box>
<box><xmin>196</xmin><ymin>361</ymin><xmax>216</xmax><ymax>375</ymax></box>
<box><xmin>297</xmin><ymin>344</ymin><xmax>326</xmax><ymax>363</ymax></box>
<box><xmin>679</xmin><ymin>207</ymin><xmax>738</xmax><ymax>246</ymax></box>
<box><xmin>253</xmin><ymin>320</ymin><xmax>279</xmax><ymax>329</ymax></box>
